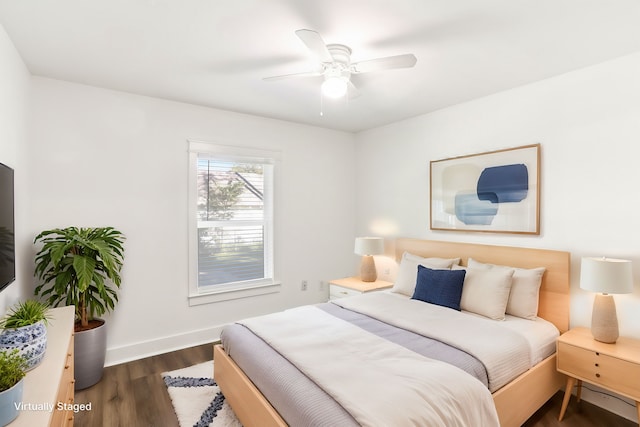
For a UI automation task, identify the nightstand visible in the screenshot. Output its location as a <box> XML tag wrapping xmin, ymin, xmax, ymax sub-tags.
<box><xmin>556</xmin><ymin>327</ymin><xmax>640</xmax><ymax>423</ymax></box>
<box><xmin>328</xmin><ymin>277</ymin><xmax>393</xmax><ymax>300</ymax></box>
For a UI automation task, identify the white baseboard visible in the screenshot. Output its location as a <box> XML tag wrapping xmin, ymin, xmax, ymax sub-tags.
<box><xmin>104</xmin><ymin>323</ymin><xmax>228</xmax><ymax>367</ymax></box>
<box><xmin>572</xmin><ymin>386</ymin><xmax>638</xmax><ymax>423</ymax></box>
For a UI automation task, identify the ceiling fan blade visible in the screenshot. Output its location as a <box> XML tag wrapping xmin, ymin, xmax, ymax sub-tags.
<box><xmin>347</xmin><ymin>80</ymin><xmax>361</xmax><ymax>99</ymax></box>
<box><xmin>295</xmin><ymin>29</ymin><xmax>334</xmax><ymax>63</ymax></box>
<box><xmin>263</xmin><ymin>70</ymin><xmax>323</xmax><ymax>81</ymax></box>
<box><xmin>352</xmin><ymin>54</ymin><xmax>417</xmax><ymax>73</ymax></box>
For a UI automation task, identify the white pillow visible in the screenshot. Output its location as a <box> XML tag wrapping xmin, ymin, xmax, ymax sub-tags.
<box><xmin>391</xmin><ymin>252</ymin><xmax>460</xmax><ymax>297</ymax></box>
<box><xmin>456</xmin><ymin>266</ymin><xmax>514</xmax><ymax>320</ymax></box>
<box><xmin>467</xmin><ymin>258</ymin><xmax>546</xmax><ymax>320</ymax></box>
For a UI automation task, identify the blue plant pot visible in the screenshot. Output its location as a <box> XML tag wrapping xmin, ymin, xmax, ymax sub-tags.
<box><xmin>0</xmin><ymin>320</ymin><xmax>48</xmax><ymax>371</ymax></box>
<box><xmin>0</xmin><ymin>377</ymin><xmax>24</xmax><ymax>426</ymax></box>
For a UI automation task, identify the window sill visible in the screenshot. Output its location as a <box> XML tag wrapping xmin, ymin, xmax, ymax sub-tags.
<box><xmin>188</xmin><ymin>281</ymin><xmax>281</xmax><ymax>306</ymax></box>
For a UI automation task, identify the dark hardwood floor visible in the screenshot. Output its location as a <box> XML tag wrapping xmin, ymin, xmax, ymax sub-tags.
<box><xmin>75</xmin><ymin>343</ymin><xmax>212</xmax><ymax>427</ymax></box>
<box><xmin>75</xmin><ymin>343</ymin><xmax>636</xmax><ymax>427</ymax></box>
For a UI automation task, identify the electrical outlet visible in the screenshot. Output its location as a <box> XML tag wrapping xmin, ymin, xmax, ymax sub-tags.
<box><xmin>319</xmin><ymin>280</ymin><xmax>326</xmax><ymax>291</ymax></box>
<box><xmin>383</xmin><ymin>268</ymin><xmax>390</xmax><ymax>276</ymax></box>
<box><xmin>301</xmin><ymin>280</ymin><xmax>308</xmax><ymax>291</ymax></box>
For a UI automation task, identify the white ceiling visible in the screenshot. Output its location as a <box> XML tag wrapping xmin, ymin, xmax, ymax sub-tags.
<box><xmin>2</xmin><ymin>0</ymin><xmax>640</xmax><ymax>133</ymax></box>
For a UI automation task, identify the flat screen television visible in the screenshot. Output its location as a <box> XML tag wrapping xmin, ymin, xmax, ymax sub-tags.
<box><xmin>0</xmin><ymin>162</ymin><xmax>15</xmax><ymax>291</ymax></box>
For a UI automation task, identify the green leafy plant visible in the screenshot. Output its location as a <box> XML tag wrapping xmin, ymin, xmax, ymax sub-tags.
<box><xmin>0</xmin><ymin>300</ymin><xmax>51</xmax><ymax>329</ymax></box>
<box><xmin>0</xmin><ymin>349</ymin><xmax>27</xmax><ymax>392</ymax></box>
<box><xmin>33</xmin><ymin>227</ymin><xmax>125</xmax><ymax>329</ymax></box>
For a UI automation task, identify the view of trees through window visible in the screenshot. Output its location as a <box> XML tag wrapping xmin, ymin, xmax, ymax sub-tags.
<box><xmin>197</xmin><ymin>159</ymin><xmax>266</xmax><ymax>287</ymax></box>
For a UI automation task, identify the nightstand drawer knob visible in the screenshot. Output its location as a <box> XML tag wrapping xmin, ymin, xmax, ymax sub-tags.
<box><xmin>595</xmin><ymin>363</ymin><xmax>599</xmax><ymax>367</ymax></box>
<box><xmin>596</xmin><ymin>373</ymin><xmax>601</xmax><ymax>378</ymax></box>
<box><xmin>596</xmin><ymin>352</ymin><xmax>600</xmax><ymax>356</ymax></box>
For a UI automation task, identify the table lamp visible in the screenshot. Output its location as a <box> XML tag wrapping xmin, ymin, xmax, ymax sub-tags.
<box><xmin>354</xmin><ymin>237</ymin><xmax>384</xmax><ymax>282</ymax></box>
<box><xmin>580</xmin><ymin>257</ymin><xmax>633</xmax><ymax>343</ymax></box>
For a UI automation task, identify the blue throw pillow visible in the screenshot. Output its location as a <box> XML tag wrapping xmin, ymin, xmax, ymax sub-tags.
<box><xmin>411</xmin><ymin>266</ymin><xmax>466</xmax><ymax>311</ymax></box>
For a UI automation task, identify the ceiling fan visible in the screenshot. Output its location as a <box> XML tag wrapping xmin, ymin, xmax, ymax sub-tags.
<box><xmin>264</xmin><ymin>29</ymin><xmax>417</xmax><ymax>99</ymax></box>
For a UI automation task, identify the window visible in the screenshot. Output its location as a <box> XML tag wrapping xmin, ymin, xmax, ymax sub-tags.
<box><xmin>188</xmin><ymin>141</ymin><xmax>279</xmax><ymax>305</ymax></box>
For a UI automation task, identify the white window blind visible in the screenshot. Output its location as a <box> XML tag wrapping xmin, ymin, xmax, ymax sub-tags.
<box><xmin>188</xmin><ymin>142</ymin><xmax>278</xmax><ymax>304</ymax></box>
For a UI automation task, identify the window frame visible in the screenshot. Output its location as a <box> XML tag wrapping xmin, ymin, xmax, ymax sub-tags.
<box><xmin>187</xmin><ymin>140</ymin><xmax>281</xmax><ymax>306</ymax></box>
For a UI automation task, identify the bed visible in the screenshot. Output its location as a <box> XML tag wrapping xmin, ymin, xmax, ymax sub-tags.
<box><xmin>214</xmin><ymin>238</ymin><xmax>570</xmax><ymax>426</ymax></box>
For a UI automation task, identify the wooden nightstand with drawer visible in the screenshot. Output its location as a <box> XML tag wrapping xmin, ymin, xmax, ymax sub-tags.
<box><xmin>328</xmin><ymin>277</ymin><xmax>392</xmax><ymax>300</ymax></box>
<box><xmin>557</xmin><ymin>327</ymin><xmax>640</xmax><ymax>423</ymax></box>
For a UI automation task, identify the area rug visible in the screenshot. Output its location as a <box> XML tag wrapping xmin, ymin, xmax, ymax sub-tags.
<box><xmin>162</xmin><ymin>361</ymin><xmax>243</xmax><ymax>427</ymax></box>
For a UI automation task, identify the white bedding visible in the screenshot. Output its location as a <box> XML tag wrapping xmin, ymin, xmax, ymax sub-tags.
<box><xmin>335</xmin><ymin>292</ymin><xmax>545</xmax><ymax>392</ymax></box>
<box><xmin>498</xmin><ymin>314</ymin><xmax>559</xmax><ymax>365</ymax></box>
<box><xmin>235</xmin><ymin>291</ymin><xmax>558</xmax><ymax>426</ymax></box>
<box><xmin>239</xmin><ymin>304</ymin><xmax>500</xmax><ymax>427</ymax></box>
<box><xmin>383</xmin><ymin>290</ymin><xmax>559</xmax><ymax>366</ymax></box>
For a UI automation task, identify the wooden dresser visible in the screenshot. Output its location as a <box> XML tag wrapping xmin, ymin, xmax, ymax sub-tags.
<box><xmin>11</xmin><ymin>306</ymin><xmax>75</xmax><ymax>426</ymax></box>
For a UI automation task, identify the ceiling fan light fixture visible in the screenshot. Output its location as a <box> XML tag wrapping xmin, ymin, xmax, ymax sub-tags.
<box><xmin>264</xmin><ymin>30</ymin><xmax>417</xmax><ymax>102</ymax></box>
<box><xmin>321</xmin><ymin>76</ymin><xmax>348</xmax><ymax>98</ymax></box>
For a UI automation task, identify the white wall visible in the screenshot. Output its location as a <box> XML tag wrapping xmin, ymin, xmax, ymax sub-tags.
<box><xmin>355</xmin><ymin>51</ymin><xmax>640</xmax><ymax>421</ymax></box>
<box><xmin>27</xmin><ymin>77</ymin><xmax>356</xmax><ymax>364</ymax></box>
<box><xmin>0</xmin><ymin>24</ymin><xmax>31</xmax><ymax>313</ymax></box>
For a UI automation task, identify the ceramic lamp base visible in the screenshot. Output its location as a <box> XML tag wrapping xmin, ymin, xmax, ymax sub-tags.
<box><xmin>360</xmin><ymin>255</ymin><xmax>377</xmax><ymax>282</ymax></box>
<box><xmin>591</xmin><ymin>293</ymin><xmax>619</xmax><ymax>343</ymax></box>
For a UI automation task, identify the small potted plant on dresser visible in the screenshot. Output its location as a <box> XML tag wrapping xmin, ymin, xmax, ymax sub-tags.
<box><xmin>0</xmin><ymin>300</ymin><xmax>51</xmax><ymax>370</ymax></box>
<box><xmin>0</xmin><ymin>349</ymin><xmax>27</xmax><ymax>425</ymax></box>
<box><xmin>34</xmin><ymin>226</ymin><xmax>125</xmax><ymax>390</ymax></box>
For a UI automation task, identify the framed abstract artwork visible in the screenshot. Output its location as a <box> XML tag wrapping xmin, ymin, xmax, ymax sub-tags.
<box><xmin>430</xmin><ymin>144</ymin><xmax>540</xmax><ymax>234</ymax></box>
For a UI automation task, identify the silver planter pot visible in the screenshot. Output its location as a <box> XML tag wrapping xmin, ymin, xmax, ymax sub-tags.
<box><xmin>74</xmin><ymin>320</ymin><xmax>107</xmax><ymax>390</ymax></box>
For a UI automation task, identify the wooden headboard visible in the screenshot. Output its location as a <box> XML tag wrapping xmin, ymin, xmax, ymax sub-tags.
<box><xmin>395</xmin><ymin>238</ymin><xmax>570</xmax><ymax>333</ymax></box>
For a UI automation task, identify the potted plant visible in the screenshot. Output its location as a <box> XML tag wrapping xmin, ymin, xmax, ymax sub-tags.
<box><xmin>0</xmin><ymin>300</ymin><xmax>51</xmax><ymax>370</ymax></box>
<box><xmin>0</xmin><ymin>349</ymin><xmax>27</xmax><ymax>425</ymax></box>
<box><xmin>34</xmin><ymin>226</ymin><xmax>125</xmax><ymax>390</ymax></box>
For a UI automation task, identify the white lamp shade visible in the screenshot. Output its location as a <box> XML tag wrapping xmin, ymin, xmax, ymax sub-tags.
<box><xmin>580</xmin><ymin>257</ymin><xmax>633</xmax><ymax>294</ymax></box>
<box><xmin>354</xmin><ymin>237</ymin><xmax>384</xmax><ymax>256</ymax></box>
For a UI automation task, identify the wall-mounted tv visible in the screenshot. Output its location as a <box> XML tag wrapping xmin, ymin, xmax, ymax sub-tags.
<box><xmin>0</xmin><ymin>162</ymin><xmax>15</xmax><ymax>291</ymax></box>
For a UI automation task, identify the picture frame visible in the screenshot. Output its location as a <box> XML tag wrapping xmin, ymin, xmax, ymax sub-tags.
<box><xmin>430</xmin><ymin>144</ymin><xmax>540</xmax><ymax>234</ymax></box>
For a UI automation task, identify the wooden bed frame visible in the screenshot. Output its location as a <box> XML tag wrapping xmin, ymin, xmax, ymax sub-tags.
<box><xmin>214</xmin><ymin>238</ymin><xmax>570</xmax><ymax>427</ymax></box>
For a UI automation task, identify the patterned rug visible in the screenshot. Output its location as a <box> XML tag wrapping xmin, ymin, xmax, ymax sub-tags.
<box><xmin>162</xmin><ymin>361</ymin><xmax>242</xmax><ymax>427</ymax></box>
